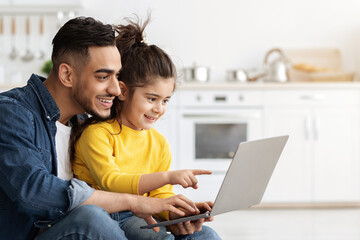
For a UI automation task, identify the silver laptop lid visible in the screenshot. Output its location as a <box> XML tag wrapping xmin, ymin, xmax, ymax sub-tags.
<box><xmin>210</xmin><ymin>135</ymin><xmax>289</xmax><ymax>216</ymax></box>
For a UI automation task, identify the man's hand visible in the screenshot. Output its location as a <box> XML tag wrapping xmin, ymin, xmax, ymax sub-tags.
<box><xmin>167</xmin><ymin>169</ymin><xmax>212</xmax><ymax>189</ymax></box>
<box><xmin>129</xmin><ymin>194</ymin><xmax>198</xmax><ymax>232</ymax></box>
<box><xmin>167</xmin><ymin>201</ymin><xmax>215</xmax><ymax>235</ymax></box>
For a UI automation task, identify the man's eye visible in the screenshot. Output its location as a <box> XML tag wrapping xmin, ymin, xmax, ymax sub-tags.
<box><xmin>98</xmin><ymin>75</ymin><xmax>109</xmax><ymax>80</ymax></box>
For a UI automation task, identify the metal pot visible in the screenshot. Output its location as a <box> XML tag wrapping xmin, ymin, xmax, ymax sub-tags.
<box><xmin>226</xmin><ymin>69</ymin><xmax>248</xmax><ymax>83</ymax></box>
<box><xmin>183</xmin><ymin>65</ymin><xmax>210</xmax><ymax>82</ymax></box>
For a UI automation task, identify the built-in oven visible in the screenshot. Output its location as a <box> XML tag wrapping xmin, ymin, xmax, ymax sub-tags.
<box><xmin>172</xmin><ymin>89</ymin><xmax>264</xmax><ymax>201</ymax></box>
<box><xmin>178</xmin><ymin>108</ymin><xmax>263</xmax><ymax>172</ymax></box>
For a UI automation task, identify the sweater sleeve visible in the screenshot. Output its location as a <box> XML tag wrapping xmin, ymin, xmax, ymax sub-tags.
<box><xmin>148</xmin><ymin>139</ymin><xmax>175</xmax><ymax>220</ymax></box>
<box><xmin>75</xmin><ymin>126</ymin><xmax>142</xmax><ymax>194</ymax></box>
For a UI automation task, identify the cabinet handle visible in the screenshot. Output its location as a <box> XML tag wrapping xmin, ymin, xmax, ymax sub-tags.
<box><xmin>300</xmin><ymin>94</ymin><xmax>325</xmax><ymax>101</ymax></box>
<box><xmin>304</xmin><ymin>116</ymin><xmax>311</xmax><ymax>140</ymax></box>
<box><xmin>313</xmin><ymin>117</ymin><xmax>318</xmax><ymax>141</ymax></box>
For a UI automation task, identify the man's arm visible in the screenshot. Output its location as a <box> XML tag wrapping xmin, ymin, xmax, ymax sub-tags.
<box><xmin>0</xmin><ymin>102</ymin><xmax>73</xmax><ymax>220</ymax></box>
<box><xmin>81</xmin><ymin>190</ymin><xmax>198</xmax><ymax>231</ymax></box>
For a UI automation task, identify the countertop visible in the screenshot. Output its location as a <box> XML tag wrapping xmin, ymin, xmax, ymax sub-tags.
<box><xmin>2</xmin><ymin>81</ymin><xmax>360</xmax><ymax>93</ymax></box>
<box><xmin>177</xmin><ymin>81</ymin><xmax>360</xmax><ymax>90</ymax></box>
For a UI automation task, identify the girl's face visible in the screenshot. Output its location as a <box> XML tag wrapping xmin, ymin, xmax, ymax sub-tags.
<box><xmin>119</xmin><ymin>77</ymin><xmax>175</xmax><ymax>131</ymax></box>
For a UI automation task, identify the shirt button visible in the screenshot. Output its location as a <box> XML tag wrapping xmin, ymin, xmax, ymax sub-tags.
<box><xmin>47</xmin><ymin>224</ymin><xmax>52</xmax><ymax>228</ymax></box>
<box><xmin>46</xmin><ymin>116</ymin><xmax>50</xmax><ymax>120</ymax></box>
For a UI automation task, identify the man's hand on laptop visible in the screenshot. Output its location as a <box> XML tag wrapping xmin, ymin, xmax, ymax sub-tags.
<box><xmin>196</xmin><ymin>201</ymin><xmax>215</xmax><ymax>222</ymax></box>
<box><xmin>167</xmin><ymin>201</ymin><xmax>214</xmax><ymax>235</ymax></box>
<box><xmin>129</xmin><ymin>194</ymin><xmax>198</xmax><ymax>232</ymax></box>
<box><xmin>167</xmin><ymin>169</ymin><xmax>212</xmax><ymax>189</ymax></box>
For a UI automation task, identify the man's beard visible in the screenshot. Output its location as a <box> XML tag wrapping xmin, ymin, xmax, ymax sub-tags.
<box><xmin>73</xmin><ymin>87</ymin><xmax>111</xmax><ymax>121</ymax></box>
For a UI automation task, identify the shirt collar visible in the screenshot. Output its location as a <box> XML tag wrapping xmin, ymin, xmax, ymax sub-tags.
<box><xmin>28</xmin><ymin>74</ymin><xmax>60</xmax><ymax>121</ymax></box>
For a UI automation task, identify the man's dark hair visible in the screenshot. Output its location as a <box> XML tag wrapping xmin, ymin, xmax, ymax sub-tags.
<box><xmin>51</xmin><ymin>17</ymin><xmax>116</xmax><ymax>75</ymax></box>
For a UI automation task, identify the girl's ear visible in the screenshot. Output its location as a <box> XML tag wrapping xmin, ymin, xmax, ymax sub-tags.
<box><xmin>58</xmin><ymin>63</ymin><xmax>74</xmax><ymax>88</ymax></box>
<box><xmin>118</xmin><ymin>81</ymin><xmax>127</xmax><ymax>101</ymax></box>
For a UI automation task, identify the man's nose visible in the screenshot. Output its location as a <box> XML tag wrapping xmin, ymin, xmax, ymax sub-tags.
<box><xmin>108</xmin><ymin>75</ymin><xmax>121</xmax><ymax>96</ymax></box>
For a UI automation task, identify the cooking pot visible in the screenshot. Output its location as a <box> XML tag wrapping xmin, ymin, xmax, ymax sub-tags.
<box><xmin>226</xmin><ymin>69</ymin><xmax>248</xmax><ymax>83</ymax></box>
<box><xmin>183</xmin><ymin>65</ymin><xmax>210</xmax><ymax>82</ymax></box>
<box><xmin>263</xmin><ymin>48</ymin><xmax>291</xmax><ymax>82</ymax></box>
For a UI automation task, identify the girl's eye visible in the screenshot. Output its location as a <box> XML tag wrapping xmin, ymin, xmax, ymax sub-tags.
<box><xmin>163</xmin><ymin>99</ymin><xmax>169</xmax><ymax>104</ymax></box>
<box><xmin>149</xmin><ymin>98</ymin><xmax>156</xmax><ymax>102</ymax></box>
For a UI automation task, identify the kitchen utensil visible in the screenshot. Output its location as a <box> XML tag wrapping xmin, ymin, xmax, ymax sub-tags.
<box><xmin>57</xmin><ymin>11</ymin><xmax>64</xmax><ymax>29</ymax></box>
<box><xmin>21</xmin><ymin>17</ymin><xmax>34</xmax><ymax>62</ymax></box>
<box><xmin>263</xmin><ymin>48</ymin><xmax>291</xmax><ymax>82</ymax></box>
<box><xmin>34</xmin><ymin>16</ymin><xmax>45</xmax><ymax>59</ymax></box>
<box><xmin>0</xmin><ymin>16</ymin><xmax>4</xmax><ymax>56</ymax></box>
<box><xmin>0</xmin><ymin>17</ymin><xmax>4</xmax><ymax>84</ymax></box>
<box><xmin>226</xmin><ymin>69</ymin><xmax>248</xmax><ymax>83</ymax></box>
<box><xmin>9</xmin><ymin>17</ymin><xmax>17</xmax><ymax>60</ymax></box>
<box><xmin>183</xmin><ymin>64</ymin><xmax>210</xmax><ymax>82</ymax></box>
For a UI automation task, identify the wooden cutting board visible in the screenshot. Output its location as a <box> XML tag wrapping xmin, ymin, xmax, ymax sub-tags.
<box><xmin>284</xmin><ymin>48</ymin><xmax>354</xmax><ymax>82</ymax></box>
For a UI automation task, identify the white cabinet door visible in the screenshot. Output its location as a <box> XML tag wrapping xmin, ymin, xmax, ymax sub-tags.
<box><xmin>262</xmin><ymin>107</ymin><xmax>313</xmax><ymax>202</ymax></box>
<box><xmin>263</xmin><ymin>90</ymin><xmax>360</xmax><ymax>203</ymax></box>
<box><xmin>313</xmin><ymin>107</ymin><xmax>360</xmax><ymax>201</ymax></box>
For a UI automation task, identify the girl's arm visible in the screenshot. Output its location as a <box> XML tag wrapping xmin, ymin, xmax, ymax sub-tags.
<box><xmin>138</xmin><ymin>169</ymin><xmax>212</xmax><ymax>195</ymax></box>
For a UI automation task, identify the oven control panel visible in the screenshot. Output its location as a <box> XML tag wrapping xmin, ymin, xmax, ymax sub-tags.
<box><xmin>176</xmin><ymin>90</ymin><xmax>263</xmax><ymax>107</ymax></box>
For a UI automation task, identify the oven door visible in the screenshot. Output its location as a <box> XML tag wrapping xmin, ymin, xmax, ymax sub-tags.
<box><xmin>177</xmin><ymin>108</ymin><xmax>263</xmax><ymax>172</ymax></box>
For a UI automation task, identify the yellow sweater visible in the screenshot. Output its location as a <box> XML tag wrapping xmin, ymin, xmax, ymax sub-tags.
<box><xmin>73</xmin><ymin>120</ymin><xmax>174</xmax><ymax>220</ymax></box>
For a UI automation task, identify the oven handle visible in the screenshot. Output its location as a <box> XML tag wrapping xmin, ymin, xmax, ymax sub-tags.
<box><xmin>182</xmin><ymin>113</ymin><xmax>260</xmax><ymax>118</ymax></box>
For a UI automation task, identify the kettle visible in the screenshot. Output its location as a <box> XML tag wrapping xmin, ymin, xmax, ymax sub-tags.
<box><xmin>263</xmin><ymin>48</ymin><xmax>291</xmax><ymax>82</ymax></box>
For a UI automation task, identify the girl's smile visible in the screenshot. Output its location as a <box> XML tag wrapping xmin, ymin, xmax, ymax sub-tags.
<box><xmin>120</xmin><ymin>77</ymin><xmax>175</xmax><ymax>131</ymax></box>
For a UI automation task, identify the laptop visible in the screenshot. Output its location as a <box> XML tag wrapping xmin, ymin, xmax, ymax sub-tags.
<box><xmin>140</xmin><ymin>135</ymin><xmax>289</xmax><ymax>229</ymax></box>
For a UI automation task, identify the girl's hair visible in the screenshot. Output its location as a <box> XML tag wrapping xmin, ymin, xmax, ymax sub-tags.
<box><xmin>69</xmin><ymin>16</ymin><xmax>177</xmax><ymax>164</ymax></box>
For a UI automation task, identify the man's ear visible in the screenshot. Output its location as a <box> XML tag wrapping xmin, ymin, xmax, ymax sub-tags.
<box><xmin>118</xmin><ymin>81</ymin><xmax>127</xmax><ymax>100</ymax></box>
<box><xmin>58</xmin><ymin>63</ymin><xmax>75</xmax><ymax>88</ymax></box>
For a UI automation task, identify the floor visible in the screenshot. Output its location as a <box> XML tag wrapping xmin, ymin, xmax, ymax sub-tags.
<box><xmin>205</xmin><ymin>207</ymin><xmax>360</xmax><ymax>240</ymax></box>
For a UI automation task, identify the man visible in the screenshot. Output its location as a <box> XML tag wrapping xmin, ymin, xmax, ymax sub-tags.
<box><xmin>0</xmin><ymin>17</ymin><xmax>199</xmax><ymax>240</ymax></box>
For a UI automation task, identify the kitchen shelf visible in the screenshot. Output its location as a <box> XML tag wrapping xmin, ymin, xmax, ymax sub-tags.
<box><xmin>0</xmin><ymin>0</ymin><xmax>83</xmax><ymax>15</ymax></box>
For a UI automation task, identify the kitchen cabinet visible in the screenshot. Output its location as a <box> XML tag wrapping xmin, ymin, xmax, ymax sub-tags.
<box><xmin>155</xmin><ymin>83</ymin><xmax>360</xmax><ymax>204</ymax></box>
<box><xmin>262</xmin><ymin>89</ymin><xmax>360</xmax><ymax>203</ymax></box>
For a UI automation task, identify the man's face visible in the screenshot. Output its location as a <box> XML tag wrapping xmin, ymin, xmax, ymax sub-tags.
<box><xmin>72</xmin><ymin>46</ymin><xmax>122</xmax><ymax>120</ymax></box>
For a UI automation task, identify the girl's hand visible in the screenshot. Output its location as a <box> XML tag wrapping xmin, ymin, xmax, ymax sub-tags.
<box><xmin>167</xmin><ymin>169</ymin><xmax>212</xmax><ymax>189</ymax></box>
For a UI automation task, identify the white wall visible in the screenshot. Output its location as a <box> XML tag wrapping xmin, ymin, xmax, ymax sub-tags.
<box><xmin>81</xmin><ymin>0</ymin><xmax>360</xmax><ymax>81</ymax></box>
<box><xmin>0</xmin><ymin>0</ymin><xmax>359</xmax><ymax>84</ymax></box>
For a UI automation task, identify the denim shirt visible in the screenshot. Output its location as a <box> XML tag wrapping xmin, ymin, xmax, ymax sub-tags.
<box><xmin>0</xmin><ymin>74</ymin><xmax>94</xmax><ymax>240</ymax></box>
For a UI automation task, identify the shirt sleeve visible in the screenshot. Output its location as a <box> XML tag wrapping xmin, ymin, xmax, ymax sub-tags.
<box><xmin>68</xmin><ymin>178</ymin><xmax>95</xmax><ymax>211</ymax></box>
<box><xmin>76</xmin><ymin>126</ymin><xmax>142</xmax><ymax>194</ymax></box>
<box><xmin>0</xmin><ymin>101</ymin><xmax>92</xmax><ymax>221</ymax></box>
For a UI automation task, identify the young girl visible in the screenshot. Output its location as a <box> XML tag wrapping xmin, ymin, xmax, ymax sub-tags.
<box><xmin>71</xmin><ymin>17</ymin><xmax>220</xmax><ymax>239</ymax></box>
